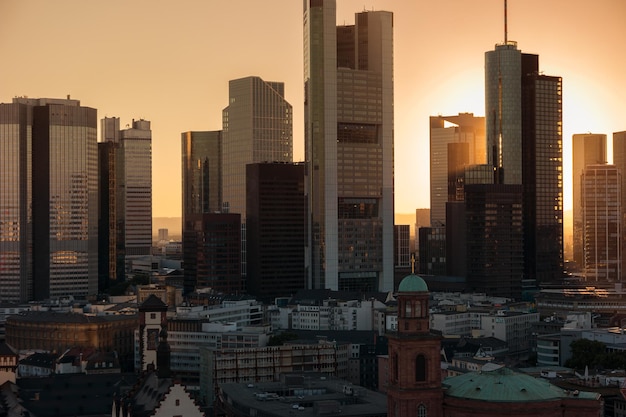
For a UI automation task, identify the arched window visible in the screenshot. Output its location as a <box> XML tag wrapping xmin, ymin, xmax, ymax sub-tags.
<box><xmin>416</xmin><ymin>354</ymin><xmax>426</xmax><ymax>382</ymax></box>
<box><xmin>418</xmin><ymin>404</ymin><xmax>428</xmax><ymax>417</ymax></box>
<box><xmin>415</xmin><ymin>301</ymin><xmax>421</xmax><ymax>317</ymax></box>
<box><xmin>405</xmin><ymin>301</ymin><xmax>412</xmax><ymax>317</ymax></box>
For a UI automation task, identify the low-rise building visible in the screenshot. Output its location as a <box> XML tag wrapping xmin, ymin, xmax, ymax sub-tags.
<box><xmin>215</xmin><ymin>373</ymin><xmax>388</xmax><ymax>417</ymax></box>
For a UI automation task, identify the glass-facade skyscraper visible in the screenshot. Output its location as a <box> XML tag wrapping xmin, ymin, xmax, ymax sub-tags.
<box><xmin>572</xmin><ymin>133</ymin><xmax>607</xmax><ymax>268</ymax></box>
<box><xmin>304</xmin><ymin>0</ymin><xmax>394</xmax><ymax>292</ymax></box>
<box><xmin>221</xmin><ymin>76</ymin><xmax>293</xmax><ymax>219</ymax></box>
<box><xmin>181</xmin><ymin>130</ymin><xmax>222</xmax><ymax>222</ymax></box>
<box><xmin>99</xmin><ymin>117</ymin><xmax>152</xmax><ymax>289</ymax></box>
<box><xmin>2</xmin><ymin>97</ymin><xmax>99</xmax><ymax>301</ymax></box>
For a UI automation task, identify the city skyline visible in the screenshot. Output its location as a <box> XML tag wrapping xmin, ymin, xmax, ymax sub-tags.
<box><xmin>2</xmin><ymin>0</ymin><xmax>625</xmax><ymax>218</ymax></box>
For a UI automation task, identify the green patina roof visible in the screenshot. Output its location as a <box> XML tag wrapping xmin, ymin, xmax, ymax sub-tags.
<box><xmin>398</xmin><ymin>274</ymin><xmax>428</xmax><ymax>292</ymax></box>
<box><xmin>443</xmin><ymin>367</ymin><xmax>599</xmax><ymax>402</ymax></box>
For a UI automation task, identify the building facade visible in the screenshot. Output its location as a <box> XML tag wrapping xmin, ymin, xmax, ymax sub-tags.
<box><xmin>521</xmin><ymin>66</ymin><xmax>563</xmax><ymax>286</ymax></box>
<box><xmin>465</xmin><ymin>184</ymin><xmax>524</xmax><ymax>299</ymax></box>
<box><xmin>572</xmin><ymin>133</ymin><xmax>607</xmax><ymax>268</ymax></box>
<box><xmin>304</xmin><ymin>1</ymin><xmax>394</xmax><ymax>292</ymax></box>
<box><xmin>613</xmin><ymin>131</ymin><xmax>626</xmax><ymax>280</ymax></box>
<box><xmin>221</xmin><ymin>76</ymin><xmax>293</xmax><ymax>219</ymax></box>
<box><xmin>581</xmin><ymin>164</ymin><xmax>621</xmax><ymax>284</ymax></box>
<box><xmin>2</xmin><ymin>97</ymin><xmax>99</xmax><ymax>302</ymax></box>
<box><xmin>99</xmin><ymin>118</ymin><xmax>152</xmax><ymax>290</ymax></box>
<box><xmin>429</xmin><ymin>113</ymin><xmax>485</xmax><ymax>226</ymax></box>
<box><xmin>183</xmin><ymin>213</ymin><xmax>242</xmax><ymax>294</ymax></box>
<box><xmin>181</xmin><ymin>130</ymin><xmax>222</xmax><ymax>221</ymax></box>
<box><xmin>246</xmin><ymin>162</ymin><xmax>305</xmax><ymax>301</ymax></box>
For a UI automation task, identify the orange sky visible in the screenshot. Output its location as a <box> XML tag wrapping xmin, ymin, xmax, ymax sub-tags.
<box><xmin>1</xmin><ymin>0</ymin><xmax>625</xmax><ymax>220</ymax></box>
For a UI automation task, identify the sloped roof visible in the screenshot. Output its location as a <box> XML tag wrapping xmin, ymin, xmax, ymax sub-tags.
<box><xmin>443</xmin><ymin>367</ymin><xmax>599</xmax><ymax>402</ymax></box>
<box><xmin>138</xmin><ymin>294</ymin><xmax>168</xmax><ymax>311</ymax></box>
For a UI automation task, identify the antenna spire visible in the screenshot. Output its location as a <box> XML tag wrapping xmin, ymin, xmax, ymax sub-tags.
<box><xmin>504</xmin><ymin>0</ymin><xmax>508</xmax><ymax>44</ymax></box>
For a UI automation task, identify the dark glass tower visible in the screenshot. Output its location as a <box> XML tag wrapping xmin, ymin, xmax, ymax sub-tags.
<box><xmin>521</xmin><ymin>59</ymin><xmax>563</xmax><ymax>286</ymax></box>
<box><xmin>245</xmin><ymin>162</ymin><xmax>305</xmax><ymax>301</ymax></box>
<box><xmin>28</xmin><ymin>97</ymin><xmax>98</xmax><ymax>300</ymax></box>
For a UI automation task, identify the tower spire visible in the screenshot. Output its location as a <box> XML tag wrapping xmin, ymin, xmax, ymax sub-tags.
<box><xmin>504</xmin><ymin>0</ymin><xmax>508</xmax><ymax>44</ymax></box>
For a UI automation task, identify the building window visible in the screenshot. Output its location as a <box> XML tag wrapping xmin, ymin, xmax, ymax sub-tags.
<box><xmin>393</xmin><ymin>353</ymin><xmax>398</xmax><ymax>382</ymax></box>
<box><xmin>175</xmin><ymin>399</ymin><xmax>180</xmax><ymax>406</ymax></box>
<box><xmin>418</xmin><ymin>404</ymin><xmax>427</xmax><ymax>417</ymax></box>
<box><xmin>416</xmin><ymin>354</ymin><xmax>426</xmax><ymax>382</ymax></box>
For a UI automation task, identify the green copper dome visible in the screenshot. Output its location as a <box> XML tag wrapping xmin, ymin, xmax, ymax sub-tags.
<box><xmin>398</xmin><ymin>273</ymin><xmax>428</xmax><ymax>292</ymax></box>
<box><xmin>443</xmin><ymin>367</ymin><xmax>599</xmax><ymax>402</ymax></box>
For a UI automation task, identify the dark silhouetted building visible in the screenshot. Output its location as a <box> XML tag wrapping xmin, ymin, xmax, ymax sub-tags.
<box><xmin>246</xmin><ymin>162</ymin><xmax>305</xmax><ymax>301</ymax></box>
<box><xmin>183</xmin><ymin>213</ymin><xmax>242</xmax><ymax>294</ymax></box>
<box><xmin>418</xmin><ymin>226</ymin><xmax>446</xmax><ymax>276</ymax></box>
<box><xmin>465</xmin><ymin>184</ymin><xmax>523</xmax><ymax>299</ymax></box>
<box><xmin>521</xmin><ymin>57</ymin><xmax>563</xmax><ymax>287</ymax></box>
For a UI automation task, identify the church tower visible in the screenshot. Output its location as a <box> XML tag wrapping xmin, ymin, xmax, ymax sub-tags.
<box><xmin>138</xmin><ymin>294</ymin><xmax>168</xmax><ymax>371</ymax></box>
<box><xmin>387</xmin><ymin>270</ymin><xmax>443</xmax><ymax>416</ymax></box>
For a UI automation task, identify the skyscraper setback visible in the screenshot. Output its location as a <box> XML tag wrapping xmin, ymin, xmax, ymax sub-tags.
<box><xmin>304</xmin><ymin>0</ymin><xmax>394</xmax><ymax>292</ymax></box>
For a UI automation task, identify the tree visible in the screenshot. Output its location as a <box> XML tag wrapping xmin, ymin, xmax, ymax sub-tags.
<box><xmin>565</xmin><ymin>339</ymin><xmax>606</xmax><ymax>369</ymax></box>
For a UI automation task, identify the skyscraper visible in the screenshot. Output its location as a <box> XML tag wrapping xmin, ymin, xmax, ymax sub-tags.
<box><xmin>429</xmin><ymin>113</ymin><xmax>485</xmax><ymax>226</ymax></box>
<box><xmin>3</xmin><ymin>97</ymin><xmax>99</xmax><ymax>301</ymax></box>
<box><xmin>99</xmin><ymin>117</ymin><xmax>152</xmax><ymax>289</ymax></box>
<box><xmin>572</xmin><ymin>133</ymin><xmax>607</xmax><ymax>268</ymax></box>
<box><xmin>304</xmin><ymin>1</ymin><xmax>394</xmax><ymax>292</ymax></box>
<box><xmin>613</xmin><ymin>131</ymin><xmax>626</xmax><ymax>280</ymax></box>
<box><xmin>485</xmin><ymin>41</ymin><xmax>522</xmax><ymax>185</ymax></box>
<box><xmin>521</xmin><ymin>60</ymin><xmax>563</xmax><ymax>285</ymax></box>
<box><xmin>246</xmin><ymin>162</ymin><xmax>305</xmax><ymax>301</ymax></box>
<box><xmin>221</xmin><ymin>76</ymin><xmax>293</xmax><ymax>219</ymax></box>
<box><xmin>0</xmin><ymin>100</ymin><xmax>33</xmax><ymax>302</ymax></box>
<box><xmin>581</xmin><ymin>164</ymin><xmax>621</xmax><ymax>284</ymax></box>
<box><xmin>181</xmin><ymin>130</ymin><xmax>222</xmax><ymax>222</ymax></box>
<box><xmin>484</xmin><ymin>12</ymin><xmax>563</xmax><ymax>292</ymax></box>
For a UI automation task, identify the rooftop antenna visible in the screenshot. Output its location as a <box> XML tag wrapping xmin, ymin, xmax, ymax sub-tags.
<box><xmin>504</xmin><ymin>0</ymin><xmax>508</xmax><ymax>44</ymax></box>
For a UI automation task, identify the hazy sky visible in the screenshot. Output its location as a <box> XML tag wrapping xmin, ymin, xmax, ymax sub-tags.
<box><xmin>1</xmin><ymin>0</ymin><xmax>625</xmax><ymax>219</ymax></box>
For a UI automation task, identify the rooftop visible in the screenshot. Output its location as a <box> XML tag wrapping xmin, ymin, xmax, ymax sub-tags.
<box><xmin>443</xmin><ymin>367</ymin><xmax>599</xmax><ymax>402</ymax></box>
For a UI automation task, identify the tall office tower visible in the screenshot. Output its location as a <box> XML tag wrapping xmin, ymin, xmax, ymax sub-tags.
<box><xmin>465</xmin><ymin>184</ymin><xmax>524</xmax><ymax>299</ymax></box>
<box><xmin>581</xmin><ymin>165</ymin><xmax>621</xmax><ymax>284</ymax></box>
<box><xmin>485</xmin><ymin>40</ymin><xmax>523</xmax><ymax>185</ymax></box>
<box><xmin>521</xmin><ymin>62</ymin><xmax>563</xmax><ymax>285</ymax></box>
<box><xmin>614</xmin><ymin>131</ymin><xmax>626</xmax><ymax>279</ymax></box>
<box><xmin>246</xmin><ymin>162</ymin><xmax>305</xmax><ymax>302</ymax></box>
<box><xmin>181</xmin><ymin>131</ymin><xmax>222</xmax><ymax>222</ymax></box>
<box><xmin>119</xmin><ymin>120</ymin><xmax>152</xmax><ymax>260</ymax></box>
<box><xmin>183</xmin><ymin>213</ymin><xmax>242</xmax><ymax>294</ymax></box>
<box><xmin>429</xmin><ymin>113</ymin><xmax>486</xmax><ymax>225</ymax></box>
<box><xmin>572</xmin><ymin>134</ymin><xmax>607</xmax><ymax>267</ymax></box>
<box><xmin>99</xmin><ymin>118</ymin><xmax>152</xmax><ymax>289</ymax></box>
<box><xmin>0</xmin><ymin>101</ymin><xmax>33</xmax><ymax>302</ymax></box>
<box><xmin>304</xmin><ymin>1</ymin><xmax>394</xmax><ymax>291</ymax></box>
<box><xmin>4</xmin><ymin>97</ymin><xmax>98</xmax><ymax>301</ymax></box>
<box><xmin>485</xmin><ymin>10</ymin><xmax>563</xmax><ymax>290</ymax></box>
<box><xmin>98</xmin><ymin>121</ymin><xmax>119</xmax><ymax>291</ymax></box>
<box><xmin>222</xmin><ymin>76</ymin><xmax>293</xmax><ymax>218</ymax></box>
